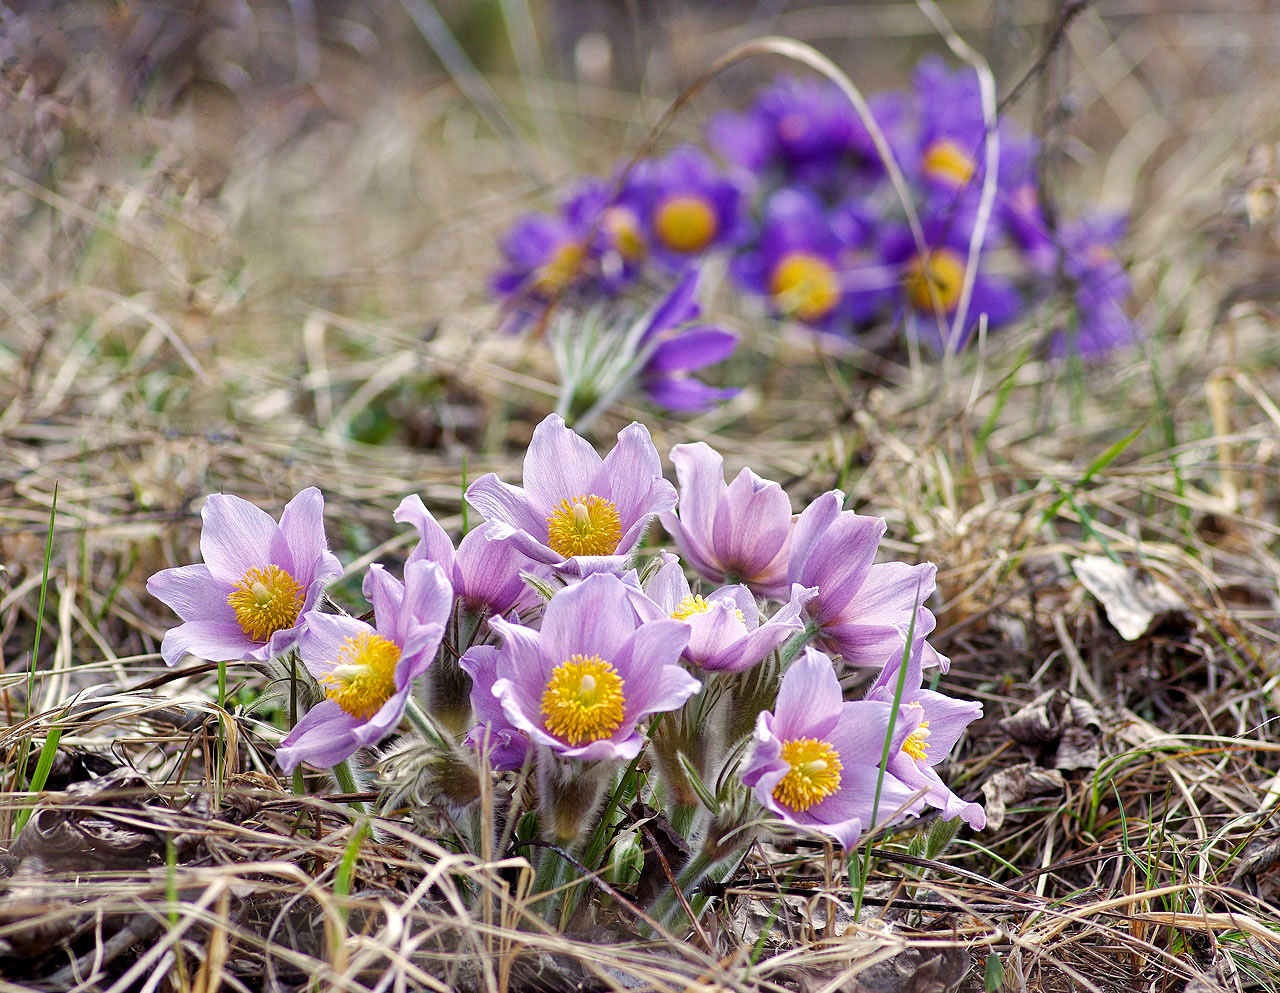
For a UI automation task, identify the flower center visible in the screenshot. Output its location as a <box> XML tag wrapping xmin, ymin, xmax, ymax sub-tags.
<box><xmin>320</xmin><ymin>630</ymin><xmax>402</xmax><ymax>720</ymax></box>
<box><xmin>902</xmin><ymin>720</ymin><xmax>932</xmax><ymax>763</ymax></box>
<box><xmin>534</xmin><ymin>241</ymin><xmax>585</xmax><ymax>294</ymax></box>
<box><xmin>773</xmin><ymin>737</ymin><xmax>843</xmax><ymax>813</ymax></box>
<box><xmin>770</xmin><ymin>251</ymin><xmax>841</xmax><ymax>322</ymax></box>
<box><xmin>226</xmin><ymin>565</ymin><xmax>305</xmax><ymax>642</ymax></box>
<box><xmin>905</xmin><ymin>248</ymin><xmax>966</xmax><ymax>314</ymax></box>
<box><xmin>541</xmin><ymin>653</ymin><xmax>626</xmax><ymax>745</ymax></box>
<box><xmin>653</xmin><ymin>195</ymin><xmax>718</xmax><ymax>253</ymax></box>
<box><xmin>545</xmin><ymin>494</ymin><xmax>622</xmax><ymax>558</ymax></box>
<box><xmin>671</xmin><ymin>593</ymin><xmax>745</xmax><ymax>625</ymax></box>
<box><xmin>922</xmin><ymin>138</ymin><xmax>976</xmax><ymax>188</ymax></box>
<box><xmin>602</xmin><ymin>206</ymin><xmax>646</xmax><ymax>260</ymax></box>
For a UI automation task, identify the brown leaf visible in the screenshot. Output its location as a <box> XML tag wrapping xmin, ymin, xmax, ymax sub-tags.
<box><xmin>999</xmin><ymin>690</ymin><xmax>1101</xmax><ymax>770</ymax></box>
<box><xmin>843</xmin><ymin>945</ymin><xmax>971</xmax><ymax>993</ymax></box>
<box><xmin>980</xmin><ymin>764</ymin><xmax>1067</xmax><ymax>832</ymax></box>
<box><xmin>1072</xmin><ymin>556</ymin><xmax>1187</xmax><ymax>641</ymax></box>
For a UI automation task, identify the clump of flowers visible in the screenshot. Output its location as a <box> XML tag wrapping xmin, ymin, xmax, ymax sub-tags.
<box><xmin>492</xmin><ymin>54</ymin><xmax>1140</xmax><ymax>378</ymax></box>
<box><xmin>149</xmin><ymin>414</ymin><xmax>987</xmax><ymax>928</ymax></box>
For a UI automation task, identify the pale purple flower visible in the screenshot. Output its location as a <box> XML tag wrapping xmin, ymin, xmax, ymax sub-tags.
<box><xmin>276</xmin><ymin>559</ymin><xmax>451</xmax><ymax>772</ymax></box>
<box><xmin>741</xmin><ymin>647</ymin><xmax>918</xmax><ymax>848</ymax></box>
<box><xmin>866</xmin><ymin>639</ymin><xmax>985</xmax><ymax>829</ymax></box>
<box><xmin>394</xmin><ymin>494</ymin><xmax>533</xmax><ymax>616</ymax></box>
<box><xmin>459</xmin><ymin>644</ymin><xmax>533</xmax><ymax>771</ymax></box>
<box><xmin>465</xmin><ymin>414</ymin><xmax>676</xmax><ymax>570</ymax></box>
<box><xmin>660</xmin><ymin>442</ymin><xmax>794</xmax><ymax>599</ymax></box>
<box><xmin>789</xmin><ymin>491</ymin><xmax>947</xmax><ymax>670</ymax></box>
<box><xmin>465</xmin><ymin>571</ymin><xmax>699</xmax><ymax>762</ymax></box>
<box><xmin>146</xmin><ymin>487</ymin><xmax>342</xmax><ymax>667</ymax></box>
<box><xmin>640</xmin><ymin>557</ymin><xmax>812</xmax><ymax>672</ymax></box>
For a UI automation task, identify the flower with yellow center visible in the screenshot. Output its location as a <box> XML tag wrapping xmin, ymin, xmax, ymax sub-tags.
<box><xmin>541</xmin><ymin>653</ymin><xmax>626</xmax><ymax>745</ymax></box>
<box><xmin>905</xmin><ymin>248</ymin><xmax>967</xmax><ymax>314</ymax></box>
<box><xmin>671</xmin><ymin>593</ymin><xmax>745</xmax><ymax>625</ymax></box>
<box><xmin>901</xmin><ymin>719</ymin><xmax>932</xmax><ymax>763</ymax></box>
<box><xmin>226</xmin><ymin>564</ymin><xmax>305</xmax><ymax>643</ymax></box>
<box><xmin>545</xmin><ymin>494</ymin><xmax>622</xmax><ymax>558</ymax></box>
<box><xmin>653</xmin><ymin>195</ymin><xmax>718</xmax><ymax>253</ymax></box>
<box><xmin>769</xmin><ymin>251</ymin><xmax>841</xmax><ymax>322</ymax></box>
<box><xmin>773</xmin><ymin>737</ymin><xmax>844</xmax><ymax>812</ymax></box>
<box><xmin>533</xmin><ymin>241</ymin><xmax>586</xmax><ymax>295</ymax></box>
<box><xmin>320</xmin><ymin>630</ymin><xmax>403</xmax><ymax>720</ymax></box>
<box><xmin>922</xmin><ymin>138</ymin><xmax>976</xmax><ymax>188</ymax></box>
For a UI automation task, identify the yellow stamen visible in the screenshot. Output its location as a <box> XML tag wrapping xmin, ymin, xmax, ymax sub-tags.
<box><xmin>602</xmin><ymin>206</ymin><xmax>646</xmax><ymax>260</ymax></box>
<box><xmin>541</xmin><ymin>653</ymin><xmax>626</xmax><ymax>745</ymax></box>
<box><xmin>922</xmin><ymin>138</ymin><xmax>976</xmax><ymax>188</ymax></box>
<box><xmin>905</xmin><ymin>248</ymin><xmax>966</xmax><ymax>314</ymax></box>
<box><xmin>545</xmin><ymin>494</ymin><xmax>622</xmax><ymax>558</ymax></box>
<box><xmin>653</xmin><ymin>195</ymin><xmax>718</xmax><ymax>253</ymax></box>
<box><xmin>902</xmin><ymin>720</ymin><xmax>932</xmax><ymax>763</ymax></box>
<box><xmin>671</xmin><ymin>594</ymin><xmax>745</xmax><ymax>625</ymax></box>
<box><xmin>533</xmin><ymin>241</ymin><xmax>585</xmax><ymax>294</ymax></box>
<box><xmin>774</xmin><ymin>738</ymin><xmax>843</xmax><ymax>812</ymax></box>
<box><xmin>319</xmin><ymin>631</ymin><xmax>402</xmax><ymax>720</ymax></box>
<box><xmin>769</xmin><ymin>251</ymin><xmax>841</xmax><ymax>322</ymax></box>
<box><xmin>226</xmin><ymin>564</ymin><xmax>305</xmax><ymax>642</ymax></box>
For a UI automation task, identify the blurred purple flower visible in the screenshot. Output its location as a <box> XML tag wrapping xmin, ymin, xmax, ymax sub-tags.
<box><xmin>629</xmin><ymin>145</ymin><xmax>747</xmax><ymax>268</ymax></box>
<box><xmin>640</xmin><ymin>556</ymin><xmax>812</xmax><ymax>671</ymax></box>
<box><xmin>465</xmin><ymin>413</ymin><xmax>676</xmax><ymax>570</ymax></box>
<box><xmin>147</xmin><ymin>488</ymin><xmax>342</xmax><ymax>667</ymax></box>
<box><xmin>1049</xmin><ymin>213</ymin><xmax>1141</xmax><ymax>358</ymax></box>
<box><xmin>465</xmin><ymin>572</ymin><xmax>699</xmax><ymax>762</ymax></box>
<box><xmin>866</xmin><ymin>638</ymin><xmax>985</xmax><ymax>829</ymax></box>
<box><xmin>276</xmin><ymin>560</ymin><xmax>451</xmax><ymax>771</ymax></box>
<box><xmin>789</xmin><ymin>491</ymin><xmax>947</xmax><ymax>670</ymax></box>
<box><xmin>636</xmin><ymin>270</ymin><xmax>740</xmax><ymax>411</ymax></box>
<box><xmin>661</xmin><ymin>441</ymin><xmax>794</xmax><ymax>599</ymax></box>
<box><xmin>741</xmin><ymin>647</ymin><xmax>917</xmax><ymax>848</ymax></box>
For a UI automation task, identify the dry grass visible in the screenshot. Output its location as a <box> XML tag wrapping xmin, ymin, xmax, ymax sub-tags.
<box><xmin>3</xmin><ymin>1</ymin><xmax>1280</xmax><ymax>990</ymax></box>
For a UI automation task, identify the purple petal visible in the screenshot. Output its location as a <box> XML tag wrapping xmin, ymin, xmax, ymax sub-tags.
<box><xmin>788</xmin><ymin>490</ymin><xmax>843</xmax><ymax>585</ymax></box>
<box><xmin>455</xmin><ymin>528</ymin><xmax>533</xmax><ymax>615</ymax></box>
<box><xmin>396</xmin><ymin>494</ymin><xmax>458</xmax><ymax>574</ymax></box>
<box><xmin>400</xmin><ymin>559</ymin><xmax>453</xmax><ymax>632</ymax></box>
<box><xmin>199</xmin><ymin>494</ymin><xmax>279</xmax><ymax>583</ymax></box>
<box><xmin>539</xmin><ymin>572</ymin><xmax>642</xmax><ymax>670</ymax></box>
<box><xmin>773</xmin><ymin>648</ymin><xmax>842</xmax><ymax>740</ymax></box>
<box><xmin>645</xmin><ymin>327</ymin><xmax>738</xmax><ymax>373</ymax></box>
<box><xmin>147</xmin><ymin>564</ymin><xmax>232</xmax><ymax>624</ymax></box>
<box><xmin>159</xmin><ymin>618</ymin><xmax>257</xmax><ymax>666</ymax></box>
<box><xmin>802</xmin><ymin>513</ymin><xmax>886</xmax><ymax>625</ymax></box>
<box><xmin>522</xmin><ymin>414</ymin><xmax>606</xmax><ymax>513</ymax></box>
<box><xmin>274</xmin><ymin>487</ymin><xmax>336</xmax><ymax>583</ymax></box>
<box><xmin>643</xmin><ymin>376</ymin><xmax>739</xmax><ymax>413</ymax></box>
<box><xmin>295</xmin><ymin>612</ymin><xmax>374</xmax><ymax>681</ymax></box>
<box><xmin>465</xmin><ymin>474</ymin><xmax>546</xmax><ymax>542</ymax></box>
<box><xmin>276</xmin><ymin>700</ymin><xmax>364</xmax><ymax>771</ymax></box>
<box><xmin>363</xmin><ymin>565</ymin><xmax>405</xmax><ymax>634</ymax></box>
<box><xmin>664</xmin><ymin>443</ymin><xmax>726</xmax><ymax>579</ymax></box>
<box><xmin>601</xmin><ymin>421</ymin><xmax>674</xmax><ymax>540</ymax></box>
<box><xmin>714</xmin><ymin>467</ymin><xmax>793</xmax><ymax>584</ymax></box>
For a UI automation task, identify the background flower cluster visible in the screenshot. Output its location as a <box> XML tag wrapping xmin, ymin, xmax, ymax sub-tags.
<box><xmin>493</xmin><ymin>56</ymin><xmax>1140</xmax><ymax>365</ymax></box>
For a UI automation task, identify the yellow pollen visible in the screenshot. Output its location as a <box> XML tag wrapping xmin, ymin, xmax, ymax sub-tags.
<box><xmin>226</xmin><ymin>565</ymin><xmax>304</xmax><ymax>642</ymax></box>
<box><xmin>902</xmin><ymin>720</ymin><xmax>932</xmax><ymax>763</ymax></box>
<box><xmin>602</xmin><ymin>206</ymin><xmax>646</xmax><ymax>260</ymax></box>
<box><xmin>905</xmin><ymin>248</ymin><xmax>967</xmax><ymax>314</ymax></box>
<box><xmin>541</xmin><ymin>653</ymin><xmax>626</xmax><ymax>745</ymax></box>
<box><xmin>774</xmin><ymin>738</ymin><xmax>843</xmax><ymax>812</ymax></box>
<box><xmin>671</xmin><ymin>594</ymin><xmax>745</xmax><ymax>625</ymax></box>
<box><xmin>653</xmin><ymin>195</ymin><xmax>718</xmax><ymax>253</ymax></box>
<box><xmin>922</xmin><ymin>138</ymin><xmax>976</xmax><ymax>188</ymax></box>
<box><xmin>319</xmin><ymin>631</ymin><xmax>402</xmax><ymax>720</ymax></box>
<box><xmin>533</xmin><ymin>241</ymin><xmax>585</xmax><ymax>294</ymax></box>
<box><xmin>770</xmin><ymin>251</ymin><xmax>841</xmax><ymax>322</ymax></box>
<box><xmin>545</xmin><ymin>494</ymin><xmax>622</xmax><ymax>558</ymax></box>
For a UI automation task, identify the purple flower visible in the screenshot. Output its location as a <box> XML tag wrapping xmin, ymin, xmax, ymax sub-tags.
<box><xmin>464</xmin><ymin>572</ymin><xmax>700</xmax><ymax>762</ymax></box>
<box><xmin>636</xmin><ymin>270</ymin><xmax>740</xmax><ymax>412</ymax></box>
<box><xmin>146</xmin><ymin>488</ymin><xmax>343</xmax><ymax>667</ymax></box>
<box><xmin>394</xmin><ymin>494</ymin><xmax>533</xmax><ymax>617</ymax></box>
<box><xmin>465</xmin><ymin>413</ymin><xmax>676</xmax><ymax>569</ymax></box>
<box><xmin>731</xmin><ymin>188</ymin><xmax>891</xmax><ymax>330</ymax></box>
<box><xmin>640</xmin><ymin>556</ymin><xmax>812</xmax><ymax>671</ymax></box>
<box><xmin>660</xmin><ymin>442</ymin><xmax>794</xmax><ymax>599</ymax></box>
<box><xmin>789</xmin><ymin>491</ymin><xmax>946</xmax><ymax>670</ymax></box>
<box><xmin>866</xmin><ymin>639</ymin><xmax>985</xmax><ymax>829</ymax></box>
<box><xmin>276</xmin><ymin>559</ymin><xmax>452</xmax><ymax>771</ymax></box>
<box><xmin>630</xmin><ymin>146</ymin><xmax>746</xmax><ymax>268</ymax></box>
<box><xmin>459</xmin><ymin>643</ymin><xmax>534</xmax><ymax>771</ymax></box>
<box><xmin>741</xmin><ymin>648</ymin><xmax>918</xmax><ymax>848</ymax></box>
<box><xmin>1048</xmin><ymin>213</ymin><xmax>1140</xmax><ymax>358</ymax></box>
<box><xmin>880</xmin><ymin>212</ymin><xmax>1022</xmax><ymax>349</ymax></box>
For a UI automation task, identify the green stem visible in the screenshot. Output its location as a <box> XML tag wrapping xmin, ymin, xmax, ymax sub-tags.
<box><xmin>405</xmin><ymin>697</ymin><xmax>450</xmax><ymax>750</ymax></box>
<box><xmin>330</xmin><ymin>758</ymin><xmax>367</xmax><ymax>815</ymax></box>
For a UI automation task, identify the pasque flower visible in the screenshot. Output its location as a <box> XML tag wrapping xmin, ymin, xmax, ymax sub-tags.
<box><xmin>789</xmin><ymin>491</ymin><xmax>946</xmax><ymax>670</ymax></box>
<box><xmin>865</xmin><ymin>638</ymin><xmax>985</xmax><ymax>829</ymax></box>
<box><xmin>465</xmin><ymin>413</ymin><xmax>676</xmax><ymax>570</ymax></box>
<box><xmin>147</xmin><ymin>487</ymin><xmax>342</xmax><ymax>666</ymax></box>
<box><xmin>465</xmin><ymin>571</ymin><xmax>700</xmax><ymax>762</ymax></box>
<box><xmin>276</xmin><ymin>559</ymin><xmax>452</xmax><ymax>771</ymax></box>
<box><xmin>630</xmin><ymin>145</ymin><xmax>746</xmax><ymax>268</ymax></box>
<box><xmin>661</xmin><ymin>442</ymin><xmax>794</xmax><ymax>599</ymax></box>
<box><xmin>1048</xmin><ymin>213</ymin><xmax>1140</xmax><ymax>359</ymax></box>
<box><xmin>634</xmin><ymin>270</ymin><xmax>740</xmax><ymax>412</ymax></box>
<box><xmin>639</xmin><ymin>556</ymin><xmax>812</xmax><ymax>672</ymax></box>
<box><xmin>741</xmin><ymin>647</ymin><xmax>917</xmax><ymax>848</ymax></box>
